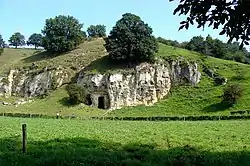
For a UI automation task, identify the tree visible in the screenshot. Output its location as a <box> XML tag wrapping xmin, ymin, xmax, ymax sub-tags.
<box><xmin>87</xmin><ymin>25</ymin><xmax>106</xmax><ymax>38</ymax></box>
<box><xmin>170</xmin><ymin>0</ymin><xmax>250</xmax><ymax>48</ymax></box>
<box><xmin>27</xmin><ymin>33</ymin><xmax>43</xmax><ymax>49</ymax></box>
<box><xmin>185</xmin><ymin>36</ymin><xmax>206</xmax><ymax>53</ymax></box>
<box><xmin>0</xmin><ymin>34</ymin><xmax>4</xmax><ymax>55</ymax></box>
<box><xmin>104</xmin><ymin>13</ymin><xmax>158</xmax><ymax>62</ymax></box>
<box><xmin>204</xmin><ymin>35</ymin><xmax>214</xmax><ymax>56</ymax></box>
<box><xmin>81</xmin><ymin>31</ymin><xmax>87</xmax><ymax>40</ymax></box>
<box><xmin>42</xmin><ymin>15</ymin><xmax>84</xmax><ymax>53</ymax></box>
<box><xmin>8</xmin><ymin>32</ymin><xmax>25</xmax><ymax>48</ymax></box>
<box><xmin>211</xmin><ymin>39</ymin><xmax>227</xmax><ymax>58</ymax></box>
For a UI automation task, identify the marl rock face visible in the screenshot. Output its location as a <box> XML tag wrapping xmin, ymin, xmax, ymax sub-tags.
<box><xmin>0</xmin><ymin>68</ymin><xmax>68</xmax><ymax>98</ymax></box>
<box><xmin>77</xmin><ymin>60</ymin><xmax>201</xmax><ymax>110</ymax></box>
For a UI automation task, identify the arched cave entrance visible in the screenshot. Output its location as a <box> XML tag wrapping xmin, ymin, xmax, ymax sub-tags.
<box><xmin>85</xmin><ymin>94</ymin><xmax>92</xmax><ymax>106</ymax></box>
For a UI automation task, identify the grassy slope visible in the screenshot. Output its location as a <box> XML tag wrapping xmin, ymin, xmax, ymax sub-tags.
<box><xmin>1</xmin><ymin>117</ymin><xmax>250</xmax><ymax>165</ymax></box>
<box><xmin>111</xmin><ymin>44</ymin><xmax>250</xmax><ymax>116</ymax></box>
<box><xmin>0</xmin><ymin>40</ymin><xmax>250</xmax><ymax>117</ymax></box>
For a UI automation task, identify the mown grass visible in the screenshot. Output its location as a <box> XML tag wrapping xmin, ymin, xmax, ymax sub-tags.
<box><xmin>0</xmin><ymin>39</ymin><xmax>250</xmax><ymax>117</ymax></box>
<box><xmin>0</xmin><ymin>117</ymin><xmax>250</xmax><ymax>166</ymax></box>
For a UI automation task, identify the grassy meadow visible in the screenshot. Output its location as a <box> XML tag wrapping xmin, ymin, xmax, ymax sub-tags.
<box><xmin>0</xmin><ymin>117</ymin><xmax>250</xmax><ymax>165</ymax></box>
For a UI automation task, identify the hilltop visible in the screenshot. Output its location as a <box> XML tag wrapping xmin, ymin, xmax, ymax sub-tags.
<box><xmin>0</xmin><ymin>38</ymin><xmax>250</xmax><ymax>117</ymax></box>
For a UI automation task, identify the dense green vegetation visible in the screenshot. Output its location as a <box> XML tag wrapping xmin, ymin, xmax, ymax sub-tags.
<box><xmin>157</xmin><ymin>35</ymin><xmax>250</xmax><ymax>64</ymax></box>
<box><xmin>8</xmin><ymin>32</ymin><xmax>25</xmax><ymax>48</ymax></box>
<box><xmin>27</xmin><ymin>33</ymin><xmax>43</xmax><ymax>49</ymax></box>
<box><xmin>42</xmin><ymin>15</ymin><xmax>85</xmax><ymax>53</ymax></box>
<box><xmin>1</xmin><ymin>117</ymin><xmax>250</xmax><ymax>166</ymax></box>
<box><xmin>87</xmin><ymin>24</ymin><xmax>106</xmax><ymax>38</ymax></box>
<box><xmin>104</xmin><ymin>13</ymin><xmax>158</xmax><ymax>62</ymax></box>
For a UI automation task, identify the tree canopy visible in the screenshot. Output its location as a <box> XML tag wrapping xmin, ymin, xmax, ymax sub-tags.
<box><xmin>170</xmin><ymin>0</ymin><xmax>250</xmax><ymax>48</ymax></box>
<box><xmin>0</xmin><ymin>34</ymin><xmax>4</xmax><ymax>55</ymax></box>
<box><xmin>104</xmin><ymin>13</ymin><xmax>158</xmax><ymax>63</ymax></box>
<box><xmin>27</xmin><ymin>33</ymin><xmax>43</xmax><ymax>49</ymax></box>
<box><xmin>8</xmin><ymin>32</ymin><xmax>25</xmax><ymax>48</ymax></box>
<box><xmin>42</xmin><ymin>15</ymin><xmax>84</xmax><ymax>53</ymax></box>
<box><xmin>87</xmin><ymin>25</ymin><xmax>106</xmax><ymax>38</ymax></box>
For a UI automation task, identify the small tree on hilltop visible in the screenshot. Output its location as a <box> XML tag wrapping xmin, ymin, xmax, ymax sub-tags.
<box><xmin>27</xmin><ymin>33</ymin><xmax>43</xmax><ymax>49</ymax></box>
<box><xmin>104</xmin><ymin>13</ymin><xmax>158</xmax><ymax>63</ymax></box>
<box><xmin>87</xmin><ymin>25</ymin><xmax>106</xmax><ymax>38</ymax></box>
<box><xmin>0</xmin><ymin>34</ymin><xmax>4</xmax><ymax>55</ymax></box>
<box><xmin>8</xmin><ymin>32</ymin><xmax>25</xmax><ymax>48</ymax></box>
<box><xmin>42</xmin><ymin>15</ymin><xmax>84</xmax><ymax>53</ymax></box>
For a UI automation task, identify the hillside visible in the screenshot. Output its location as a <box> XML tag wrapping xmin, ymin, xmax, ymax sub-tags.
<box><xmin>0</xmin><ymin>38</ymin><xmax>250</xmax><ymax>117</ymax></box>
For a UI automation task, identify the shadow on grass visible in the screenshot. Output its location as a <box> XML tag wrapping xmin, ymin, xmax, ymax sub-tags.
<box><xmin>22</xmin><ymin>51</ymin><xmax>63</xmax><ymax>63</ymax></box>
<box><xmin>0</xmin><ymin>136</ymin><xmax>249</xmax><ymax>166</ymax></box>
<box><xmin>58</xmin><ymin>97</ymin><xmax>77</xmax><ymax>107</ymax></box>
<box><xmin>203</xmin><ymin>102</ymin><xmax>232</xmax><ymax>112</ymax></box>
<box><xmin>82</xmin><ymin>56</ymin><xmax>138</xmax><ymax>74</ymax></box>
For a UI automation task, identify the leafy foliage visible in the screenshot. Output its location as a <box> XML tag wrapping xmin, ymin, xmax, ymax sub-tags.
<box><xmin>185</xmin><ymin>36</ymin><xmax>206</xmax><ymax>53</ymax></box>
<box><xmin>0</xmin><ymin>34</ymin><xmax>4</xmax><ymax>55</ymax></box>
<box><xmin>27</xmin><ymin>33</ymin><xmax>43</xmax><ymax>49</ymax></box>
<box><xmin>170</xmin><ymin>0</ymin><xmax>250</xmax><ymax>48</ymax></box>
<box><xmin>87</xmin><ymin>25</ymin><xmax>106</xmax><ymax>38</ymax></box>
<box><xmin>180</xmin><ymin>35</ymin><xmax>250</xmax><ymax>64</ymax></box>
<box><xmin>42</xmin><ymin>15</ymin><xmax>84</xmax><ymax>53</ymax></box>
<box><xmin>66</xmin><ymin>83</ymin><xmax>87</xmax><ymax>105</ymax></box>
<box><xmin>8</xmin><ymin>32</ymin><xmax>25</xmax><ymax>48</ymax></box>
<box><xmin>104</xmin><ymin>13</ymin><xmax>159</xmax><ymax>63</ymax></box>
<box><xmin>222</xmin><ymin>84</ymin><xmax>243</xmax><ymax>105</ymax></box>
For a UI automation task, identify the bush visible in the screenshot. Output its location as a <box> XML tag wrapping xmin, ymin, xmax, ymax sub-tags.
<box><xmin>222</xmin><ymin>84</ymin><xmax>243</xmax><ymax>105</ymax></box>
<box><xmin>66</xmin><ymin>83</ymin><xmax>87</xmax><ymax>105</ymax></box>
<box><xmin>104</xmin><ymin>13</ymin><xmax>158</xmax><ymax>63</ymax></box>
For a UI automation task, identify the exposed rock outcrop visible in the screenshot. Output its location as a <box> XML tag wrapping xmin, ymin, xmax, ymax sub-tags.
<box><xmin>77</xmin><ymin>60</ymin><xmax>201</xmax><ymax>110</ymax></box>
<box><xmin>0</xmin><ymin>67</ymin><xmax>68</xmax><ymax>97</ymax></box>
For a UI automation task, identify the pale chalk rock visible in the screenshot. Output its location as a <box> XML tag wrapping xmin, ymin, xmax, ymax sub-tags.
<box><xmin>77</xmin><ymin>60</ymin><xmax>201</xmax><ymax>110</ymax></box>
<box><xmin>0</xmin><ymin>68</ymin><xmax>68</xmax><ymax>97</ymax></box>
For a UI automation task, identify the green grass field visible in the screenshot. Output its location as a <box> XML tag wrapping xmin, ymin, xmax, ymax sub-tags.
<box><xmin>0</xmin><ymin>117</ymin><xmax>250</xmax><ymax>165</ymax></box>
<box><xmin>0</xmin><ymin>39</ymin><xmax>250</xmax><ymax>117</ymax></box>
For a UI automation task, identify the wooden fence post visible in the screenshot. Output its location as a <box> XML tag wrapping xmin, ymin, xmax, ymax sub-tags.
<box><xmin>22</xmin><ymin>124</ymin><xmax>27</xmax><ymax>154</ymax></box>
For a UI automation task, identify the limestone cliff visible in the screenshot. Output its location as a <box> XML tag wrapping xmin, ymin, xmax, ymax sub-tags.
<box><xmin>0</xmin><ymin>67</ymin><xmax>68</xmax><ymax>98</ymax></box>
<box><xmin>77</xmin><ymin>60</ymin><xmax>201</xmax><ymax>110</ymax></box>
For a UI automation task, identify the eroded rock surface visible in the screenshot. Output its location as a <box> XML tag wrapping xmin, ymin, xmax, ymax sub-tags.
<box><xmin>77</xmin><ymin>60</ymin><xmax>201</xmax><ymax>110</ymax></box>
<box><xmin>0</xmin><ymin>68</ymin><xmax>68</xmax><ymax>97</ymax></box>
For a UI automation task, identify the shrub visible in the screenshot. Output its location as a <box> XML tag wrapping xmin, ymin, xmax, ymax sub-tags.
<box><xmin>222</xmin><ymin>84</ymin><xmax>243</xmax><ymax>105</ymax></box>
<box><xmin>66</xmin><ymin>83</ymin><xmax>87</xmax><ymax>105</ymax></box>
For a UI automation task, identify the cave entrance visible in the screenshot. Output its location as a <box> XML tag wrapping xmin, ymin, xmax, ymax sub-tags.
<box><xmin>85</xmin><ymin>94</ymin><xmax>92</xmax><ymax>106</ymax></box>
<box><xmin>98</xmin><ymin>96</ymin><xmax>105</xmax><ymax>109</ymax></box>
